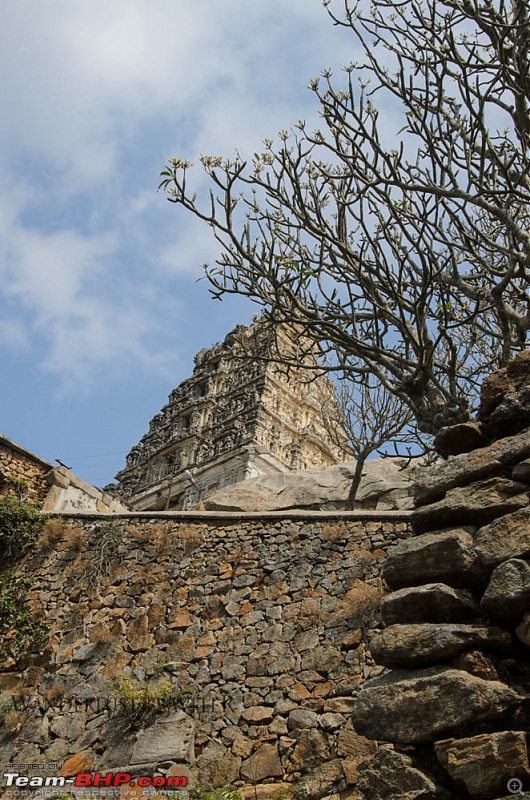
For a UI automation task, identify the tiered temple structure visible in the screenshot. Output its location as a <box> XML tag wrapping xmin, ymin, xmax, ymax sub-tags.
<box><xmin>115</xmin><ymin>319</ymin><xmax>347</xmax><ymax>510</ymax></box>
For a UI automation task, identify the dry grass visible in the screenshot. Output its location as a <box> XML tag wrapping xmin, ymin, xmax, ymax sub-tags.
<box><xmin>175</xmin><ymin>523</ymin><xmax>203</xmax><ymax>556</ymax></box>
<box><xmin>2</xmin><ymin>710</ymin><xmax>22</xmax><ymax>733</ymax></box>
<box><xmin>38</xmin><ymin>518</ymin><xmax>68</xmax><ymax>552</ymax></box>
<box><xmin>44</xmin><ymin>682</ymin><xmax>72</xmax><ymax>703</ymax></box>
<box><xmin>335</xmin><ymin>580</ymin><xmax>382</xmax><ymax>620</ymax></box>
<box><xmin>63</xmin><ymin>525</ymin><xmax>86</xmax><ymax>552</ymax></box>
<box><xmin>89</xmin><ymin>622</ymin><xmax>114</xmax><ymax>644</ymax></box>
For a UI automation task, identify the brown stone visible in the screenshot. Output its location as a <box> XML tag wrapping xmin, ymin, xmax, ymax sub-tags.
<box><xmin>473</xmin><ymin>507</ymin><xmax>530</xmax><ymax>567</ymax></box>
<box><xmin>414</xmin><ymin>426</ymin><xmax>530</xmax><ymax>507</ymax></box>
<box><xmin>241</xmin><ymin>706</ymin><xmax>274</xmax><ymax>723</ymax></box>
<box><xmin>240</xmin><ymin>742</ymin><xmax>283</xmax><ymax>782</ymax></box>
<box><xmin>479</xmin><ymin>350</ymin><xmax>530</xmax><ymax>436</ymax></box>
<box><xmin>435</xmin><ymin>731</ymin><xmax>530</xmax><ymax>800</ymax></box>
<box><xmin>382</xmin><ymin>529</ymin><xmax>485</xmax><ymax>590</ymax></box>
<box><xmin>381</xmin><ymin>583</ymin><xmax>479</xmax><ymax>625</ymax></box>
<box><xmin>288</xmin><ymin>729</ymin><xmax>330</xmax><ymax>772</ymax></box>
<box><xmin>197</xmin><ymin>741</ymin><xmax>241</xmax><ymax>788</ymax></box>
<box><xmin>296</xmin><ymin>759</ymin><xmax>344</xmax><ymax>797</ymax></box>
<box><xmin>352</xmin><ymin>668</ymin><xmax>522</xmax><ymax>745</ymax></box>
<box><xmin>337</xmin><ymin>728</ymin><xmax>377</xmax><ymax>761</ymax></box>
<box><xmin>411</xmin><ymin>478</ymin><xmax>529</xmax><ymax>534</ymax></box>
<box><xmin>126</xmin><ymin>615</ymin><xmax>154</xmax><ymax>653</ymax></box>
<box><xmin>288</xmin><ymin>682</ymin><xmax>311</xmax><ymax>701</ymax></box>
<box><xmin>356</xmin><ymin>748</ymin><xmax>448</xmax><ymax>800</ymax></box>
<box><xmin>243</xmin><ymin>784</ymin><xmax>293</xmax><ymax>800</ymax></box>
<box><xmin>370</xmin><ymin>623</ymin><xmax>512</xmax><ymax>669</ymax></box>
<box><xmin>453</xmin><ymin>650</ymin><xmax>499</xmax><ymax>681</ymax></box>
<box><xmin>434</xmin><ymin>422</ymin><xmax>491</xmax><ymax>458</ymax></box>
<box><xmin>58</xmin><ymin>751</ymin><xmax>93</xmax><ymax>776</ymax></box>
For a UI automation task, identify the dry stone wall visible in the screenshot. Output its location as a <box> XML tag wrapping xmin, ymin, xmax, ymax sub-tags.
<box><xmin>0</xmin><ymin>511</ymin><xmax>411</xmax><ymax>797</ymax></box>
<box><xmin>350</xmin><ymin>351</ymin><xmax>530</xmax><ymax>800</ymax></box>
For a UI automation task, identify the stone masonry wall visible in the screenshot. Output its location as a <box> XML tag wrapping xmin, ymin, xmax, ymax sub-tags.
<box><xmin>350</xmin><ymin>351</ymin><xmax>530</xmax><ymax>800</ymax></box>
<box><xmin>0</xmin><ymin>436</ymin><xmax>51</xmax><ymax>506</ymax></box>
<box><xmin>0</xmin><ymin>511</ymin><xmax>411</xmax><ymax>797</ymax></box>
<box><xmin>0</xmin><ymin>435</ymin><xmax>127</xmax><ymax>514</ymax></box>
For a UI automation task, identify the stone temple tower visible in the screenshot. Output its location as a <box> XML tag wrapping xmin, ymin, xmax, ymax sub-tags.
<box><xmin>115</xmin><ymin>318</ymin><xmax>346</xmax><ymax>510</ymax></box>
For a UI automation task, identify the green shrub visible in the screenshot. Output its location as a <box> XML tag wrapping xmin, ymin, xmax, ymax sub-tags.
<box><xmin>0</xmin><ymin>495</ymin><xmax>47</xmax><ymax>561</ymax></box>
<box><xmin>0</xmin><ymin>573</ymin><xmax>49</xmax><ymax>661</ymax></box>
<box><xmin>109</xmin><ymin>673</ymin><xmax>193</xmax><ymax>729</ymax></box>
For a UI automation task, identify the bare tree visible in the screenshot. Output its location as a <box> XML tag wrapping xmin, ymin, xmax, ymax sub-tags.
<box><xmin>319</xmin><ymin>373</ymin><xmax>418</xmax><ymax>506</ymax></box>
<box><xmin>159</xmin><ymin>0</ymin><xmax>530</xmax><ymax>436</ymax></box>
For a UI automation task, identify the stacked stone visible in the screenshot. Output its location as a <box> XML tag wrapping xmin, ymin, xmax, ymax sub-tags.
<box><xmin>0</xmin><ymin>436</ymin><xmax>50</xmax><ymax>504</ymax></box>
<box><xmin>351</xmin><ymin>351</ymin><xmax>530</xmax><ymax>800</ymax></box>
<box><xmin>0</xmin><ymin>513</ymin><xmax>411</xmax><ymax>795</ymax></box>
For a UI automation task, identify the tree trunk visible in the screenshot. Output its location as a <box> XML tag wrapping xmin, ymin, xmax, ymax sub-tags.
<box><xmin>345</xmin><ymin>456</ymin><xmax>367</xmax><ymax>510</ymax></box>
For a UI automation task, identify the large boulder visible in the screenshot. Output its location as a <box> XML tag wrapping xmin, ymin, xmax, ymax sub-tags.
<box><xmin>202</xmin><ymin>459</ymin><xmax>414</xmax><ymax>511</ymax></box>
<box><xmin>380</xmin><ymin>584</ymin><xmax>480</xmax><ymax>625</ymax></box>
<box><xmin>478</xmin><ymin>350</ymin><xmax>530</xmax><ymax>437</ymax></box>
<box><xmin>356</xmin><ymin>748</ymin><xmax>449</xmax><ymax>800</ymax></box>
<box><xmin>433</xmin><ymin>421</ymin><xmax>491</xmax><ymax>458</ymax></box>
<box><xmin>473</xmin><ymin>507</ymin><xmax>530</xmax><ymax>568</ymax></box>
<box><xmin>414</xmin><ymin>426</ymin><xmax>530</xmax><ymax>507</ymax></box>
<box><xmin>382</xmin><ymin>529</ymin><xmax>486</xmax><ymax>590</ymax></box>
<box><xmin>411</xmin><ymin>477</ymin><xmax>528</xmax><ymax>534</ymax></box>
<box><xmin>480</xmin><ymin>559</ymin><xmax>530</xmax><ymax>624</ymax></box>
<box><xmin>435</xmin><ymin>731</ymin><xmax>530</xmax><ymax>800</ymax></box>
<box><xmin>352</xmin><ymin>667</ymin><xmax>522</xmax><ymax>745</ymax></box>
<box><xmin>370</xmin><ymin>623</ymin><xmax>512</xmax><ymax>669</ymax></box>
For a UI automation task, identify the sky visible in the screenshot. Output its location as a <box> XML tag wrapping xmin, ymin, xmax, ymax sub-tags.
<box><xmin>0</xmin><ymin>0</ymin><xmax>357</xmax><ymax>488</ymax></box>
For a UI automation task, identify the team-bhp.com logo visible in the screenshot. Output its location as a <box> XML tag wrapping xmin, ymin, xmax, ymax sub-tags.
<box><xmin>3</xmin><ymin>771</ymin><xmax>187</xmax><ymax>790</ymax></box>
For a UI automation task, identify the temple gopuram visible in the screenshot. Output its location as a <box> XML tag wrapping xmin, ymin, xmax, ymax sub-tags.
<box><xmin>114</xmin><ymin>319</ymin><xmax>347</xmax><ymax>510</ymax></box>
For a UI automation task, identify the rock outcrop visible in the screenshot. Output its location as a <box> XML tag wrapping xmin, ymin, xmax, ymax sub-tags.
<box><xmin>352</xmin><ymin>350</ymin><xmax>530</xmax><ymax>800</ymax></box>
<box><xmin>203</xmin><ymin>458</ymin><xmax>415</xmax><ymax>512</ymax></box>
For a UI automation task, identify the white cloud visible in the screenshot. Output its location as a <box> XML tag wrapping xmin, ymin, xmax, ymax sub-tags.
<box><xmin>0</xmin><ymin>0</ymin><xmax>356</xmax><ymax>392</ymax></box>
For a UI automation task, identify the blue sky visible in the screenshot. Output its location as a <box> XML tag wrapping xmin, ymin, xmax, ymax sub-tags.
<box><xmin>0</xmin><ymin>1</ymin><xmax>356</xmax><ymax>488</ymax></box>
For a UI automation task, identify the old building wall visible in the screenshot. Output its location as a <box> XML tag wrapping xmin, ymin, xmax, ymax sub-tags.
<box><xmin>0</xmin><ymin>435</ymin><xmax>127</xmax><ymax>514</ymax></box>
<box><xmin>0</xmin><ymin>510</ymin><xmax>411</xmax><ymax>793</ymax></box>
<box><xmin>0</xmin><ymin>434</ymin><xmax>51</xmax><ymax>505</ymax></box>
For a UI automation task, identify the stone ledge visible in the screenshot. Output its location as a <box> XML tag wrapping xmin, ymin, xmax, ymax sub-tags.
<box><xmin>45</xmin><ymin>508</ymin><xmax>414</xmax><ymax>522</ymax></box>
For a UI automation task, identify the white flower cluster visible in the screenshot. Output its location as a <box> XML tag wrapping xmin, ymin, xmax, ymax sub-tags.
<box><xmin>168</xmin><ymin>157</ymin><xmax>193</xmax><ymax>169</ymax></box>
<box><xmin>199</xmin><ymin>155</ymin><xmax>223</xmax><ymax>168</ymax></box>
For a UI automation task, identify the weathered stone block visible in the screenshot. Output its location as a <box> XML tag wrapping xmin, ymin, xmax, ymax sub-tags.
<box><xmin>356</xmin><ymin>748</ymin><xmax>449</xmax><ymax>800</ymax></box>
<box><xmin>288</xmin><ymin>729</ymin><xmax>330</xmax><ymax>772</ymax></box>
<box><xmin>411</xmin><ymin>478</ymin><xmax>528</xmax><ymax>534</ymax></box>
<box><xmin>414</xmin><ymin>426</ymin><xmax>530</xmax><ymax>506</ymax></box>
<box><xmin>241</xmin><ymin>706</ymin><xmax>274</xmax><ymax>723</ymax></box>
<box><xmin>197</xmin><ymin>741</ymin><xmax>241</xmax><ymax>788</ymax></box>
<box><xmin>370</xmin><ymin>623</ymin><xmax>512</xmax><ymax>669</ymax></box>
<box><xmin>352</xmin><ymin>668</ymin><xmax>522</xmax><ymax>744</ymax></box>
<box><xmin>381</xmin><ymin>583</ymin><xmax>479</xmax><ymax>625</ymax></box>
<box><xmin>435</xmin><ymin>731</ymin><xmax>530</xmax><ymax>800</ymax></box>
<box><xmin>300</xmin><ymin>644</ymin><xmax>342</xmax><ymax>674</ymax></box>
<box><xmin>382</xmin><ymin>529</ymin><xmax>485</xmax><ymax>590</ymax></box>
<box><xmin>288</xmin><ymin>708</ymin><xmax>319</xmax><ymax>729</ymax></box>
<box><xmin>240</xmin><ymin>742</ymin><xmax>283</xmax><ymax>782</ymax></box>
<box><xmin>433</xmin><ymin>422</ymin><xmax>490</xmax><ymax>458</ymax></box>
<box><xmin>130</xmin><ymin>711</ymin><xmax>194</xmax><ymax>765</ymax></box>
<box><xmin>480</xmin><ymin>558</ymin><xmax>530</xmax><ymax>623</ymax></box>
<box><xmin>474</xmin><ymin>508</ymin><xmax>530</xmax><ymax>568</ymax></box>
